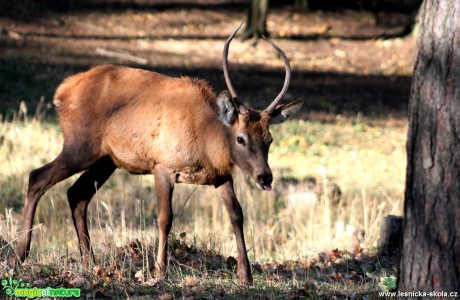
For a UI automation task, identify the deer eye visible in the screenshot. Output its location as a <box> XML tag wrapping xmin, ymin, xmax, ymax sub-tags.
<box><xmin>237</xmin><ymin>136</ymin><xmax>245</xmax><ymax>145</ymax></box>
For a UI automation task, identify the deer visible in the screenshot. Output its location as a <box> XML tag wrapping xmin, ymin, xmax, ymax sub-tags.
<box><xmin>8</xmin><ymin>23</ymin><xmax>303</xmax><ymax>285</ymax></box>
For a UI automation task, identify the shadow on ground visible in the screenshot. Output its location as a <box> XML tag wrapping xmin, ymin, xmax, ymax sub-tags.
<box><xmin>0</xmin><ymin>2</ymin><xmax>416</xmax><ymax>119</ymax></box>
<box><xmin>0</xmin><ymin>59</ymin><xmax>410</xmax><ymax>119</ymax></box>
<box><xmin>2</xmin><ymin>237</ymin><xmax>398</xmax><ymax>299</ymax></box>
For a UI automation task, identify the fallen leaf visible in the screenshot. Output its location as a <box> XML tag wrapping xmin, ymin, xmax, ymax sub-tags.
<box><xmin>93</xmin><ymin>266</ymin><xmax>107</xmax><ymax>277</ymax></box>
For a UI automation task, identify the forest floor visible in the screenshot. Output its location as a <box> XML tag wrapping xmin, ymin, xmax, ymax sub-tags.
<box><xmin>0</xmin><ymin>3</ymin><xmax>415</xmax><ymax>299</ymax></box>
<box><xmin>0</xmin><ymin>4</ymin><xmax>416</xmax><ymax>117</ymax></box>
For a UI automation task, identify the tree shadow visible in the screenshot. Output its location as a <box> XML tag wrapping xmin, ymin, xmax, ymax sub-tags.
<box><xmin>0</xmin><ymin>57</ymin><xmax>410</xmax><ymax>120</ymax></box>
<box><xmin>0</xmin><ymin>2</ymin><xmax>420</xmax><ymax>41</ymax></box>
<box><xmin>3</xmin><ymin>237</ymin><xmax>398</xmax><ymax>298</ymax></box>
<box><xmin>0</xmin><ymin>10</ymin><xmax>413</xmax><ymax>119</ymax></box>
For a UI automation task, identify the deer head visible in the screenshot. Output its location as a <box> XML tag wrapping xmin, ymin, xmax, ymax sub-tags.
<box><xmin>217</xmin><ymin>23</ymin><xmax>303</xmax><ymax>191</ymax></box>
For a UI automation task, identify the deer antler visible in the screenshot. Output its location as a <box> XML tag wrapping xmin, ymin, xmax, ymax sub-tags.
<box><xmin>263</xmin><ymin>36</ymin><xmax>291</xmax><ymax>115</ymax></box>
<box><xmin>222</xmin><ymin>21</ymin><xmax>243</xmax><ymax>99</ymax></box>
<box><xmin>223</xmin><ymin>22</ymin><xmax>291</xmax><ymax>115</ymax></box>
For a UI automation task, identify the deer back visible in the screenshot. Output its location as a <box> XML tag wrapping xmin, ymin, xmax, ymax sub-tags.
<box><xmin>54</xmin><ymin>65</ymin><xmax>233</xmax><ymax>182</ymax></box>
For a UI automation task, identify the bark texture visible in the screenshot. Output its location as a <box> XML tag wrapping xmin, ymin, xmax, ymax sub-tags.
<box><xmin>399</xmin><ymin>0</ymin><xmax>460</xmax><ymax>296</ymax></box>
<box><xmin>242</xmin><ymin>0</ymin><xmax>269</xmax><ymax>40</ymax></box>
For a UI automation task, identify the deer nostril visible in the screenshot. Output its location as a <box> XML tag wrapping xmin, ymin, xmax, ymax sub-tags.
<box><xmin>256</xmin><ymin>172</ymin><xmax>273</xmax><ymax>191</ymax></box>
<box><xmin>258</xmin><ymin>173</ymin><xmax>273</xmax><ymax>185</ymax></box>
<box><xmin>268</xmin><ymin>173</ymin><xmax>273</xmax><ymax>183</ymax></box>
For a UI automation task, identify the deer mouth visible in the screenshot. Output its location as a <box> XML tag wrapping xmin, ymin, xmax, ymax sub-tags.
<box><xmin>256</xmin><ymin>183</ymin><xmax>272</xmax><ymax>191</ymax></box>
<box><xmin>255</xmin><ymin>172</ymin><xmax>273</xmax><ymax>191</ymax></box>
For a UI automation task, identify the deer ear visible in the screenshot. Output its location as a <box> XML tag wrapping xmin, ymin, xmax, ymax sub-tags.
<box><xmin>216</xmin><ymin>90</ymin><xmax>237</xmax><ymax>126</ymax></box>
<box><xmin>270</xmin><ymin>99</ymin><xmax>303</xmax><ymax>125</ymax></box>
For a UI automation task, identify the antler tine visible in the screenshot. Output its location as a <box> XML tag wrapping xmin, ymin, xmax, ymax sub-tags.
<box><xmin>262</xmin><ymin>36</ymin><xmax>291</xmax><ymax>114</ymax></box>
<box><xmin>223</xmin><ymin>21</ymin><xmax>244</xmax><ymax>99</ymax></box>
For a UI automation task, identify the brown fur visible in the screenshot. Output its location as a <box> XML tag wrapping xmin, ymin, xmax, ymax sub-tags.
<box><xmin>10</xmin><ymin>63</ymin><xmax>300</xmax><ymax>286</ymax></box>
<box><xmin>54</xmin><ymin>65</ymin><xmax>232</xmax><ymax>183</ymax></box>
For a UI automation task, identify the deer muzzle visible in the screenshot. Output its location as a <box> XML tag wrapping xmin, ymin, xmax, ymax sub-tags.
<box><xmin>256</xmin><ymin>172</ymin><xmax>273</xmax><ymax>191</ymax></box>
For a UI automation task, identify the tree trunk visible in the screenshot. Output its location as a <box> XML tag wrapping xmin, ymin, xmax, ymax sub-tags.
<box><xmin>242</xmin><ymin>0</ymin><xmax>269</xmax><ymax>40</ymax></box>
<box><xmin>294</xmin><ymin>0</ymin><xmax>309</xmax><ymax>10</ymax></box>
<box><xmin>399</xmin><ymin>0</ymin><xmax>460</xmax><ymax>296</ymax></box>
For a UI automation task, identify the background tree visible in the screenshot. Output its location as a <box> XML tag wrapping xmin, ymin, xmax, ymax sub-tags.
<box><xmin>399</xmin><ymin>0</ymin><xmax>460</xmax><ymax>295</ymax></box>
<box><xmin>242</xmin><ymin>0</ymin><xmax>269</xmax><ymax>39</ymax></box>
<box><xmin>294</xmin><ymin>0</ymin><xmax>309</xmax><ymax>10</ymax></box>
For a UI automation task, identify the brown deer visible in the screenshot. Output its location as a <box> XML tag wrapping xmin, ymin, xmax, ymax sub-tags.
<box><xmin>9</xmin><ymin>23</ymin><xmax>302</xmax><ymax>284</ymax></box>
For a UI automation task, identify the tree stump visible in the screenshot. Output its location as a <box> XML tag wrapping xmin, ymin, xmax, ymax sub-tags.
<box><xmin>377</xmin><ymin>215</ymin><xmax>403</xmax><ymax>257</ymax></box>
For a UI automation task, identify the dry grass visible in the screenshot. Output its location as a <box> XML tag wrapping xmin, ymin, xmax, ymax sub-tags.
<box><xmin>0</xmin><ymin>104</ymin><xmax>407</xmax><ymax>298</ymax></box>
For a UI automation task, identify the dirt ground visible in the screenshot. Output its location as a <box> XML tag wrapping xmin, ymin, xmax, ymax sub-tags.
<box><xmin>0</xmin><ymin>5</ymin><xmax>416</xmax><ymax>118</ymax></box>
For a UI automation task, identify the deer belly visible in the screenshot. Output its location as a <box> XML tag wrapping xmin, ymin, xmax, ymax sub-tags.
<box><xmin>173</xmin><ymin>166</ymin><xmax>215</xmax><ymax>185</ymax></box>
<box><xmin>110</xmin><ymin>154</ymin><xmax>153</xmax><ymax>174</ymax></box>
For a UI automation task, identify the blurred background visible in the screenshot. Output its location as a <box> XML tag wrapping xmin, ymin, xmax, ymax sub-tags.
<box><xmin>0</xmin><ymin>0</ymin><xmax>420</xmax><ymax>270</ymax></box>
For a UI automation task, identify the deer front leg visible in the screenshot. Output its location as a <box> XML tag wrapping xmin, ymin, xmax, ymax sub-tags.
<box><xmin>153</xmin><ymin>167</ymin><xmax>174</xmax><ymax>278</ymax></box>
<box><xmin>216</xmin><ymin>177</ymin><xmax>253</xmax><ymax>285</ymax></box>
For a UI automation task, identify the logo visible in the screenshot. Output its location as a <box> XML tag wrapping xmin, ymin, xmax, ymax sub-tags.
<box><xmin>1</xmin><ymin>276</ymin><xmax>81</xmax><ymax>298</ymax></box>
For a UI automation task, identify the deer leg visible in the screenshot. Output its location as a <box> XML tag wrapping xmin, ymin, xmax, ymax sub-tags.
<box><xmin>10</xmin><ymin>152</ymin><xmax>86</xmax><ymax>266</ymax></box>
<box><xmin>153</xmin><ymin>167</ymin><xmax>174</xmax><ymax>278</ymax></box>
<box><xmin>67</xmin><ymin>156</ymin><xmax>116</xmax><ymax>268</ymax></box>
<box><xmin>216</xmin><ymin>177</ymin><xmax>253</xmax><ymax>285</ymax></box>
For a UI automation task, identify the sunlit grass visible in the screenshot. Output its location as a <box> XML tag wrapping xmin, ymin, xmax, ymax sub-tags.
<box><xmin>270</xmin><ymin>116</ymin><xmax>407</xmax><ymax>197</ymax></box>
<box><xmin>0</xmin><ymin>105</ymin><xmax>406</xmax><ymax>298</ymax></box>
<box><xmin>1</xmin><ymin>104</ymin><xmax>406</xmax><ymax>263</ymax></box>
<box><xmin>0</xmin><ymin>107</ymin><xmax>404</xmax><ymax>300</ymax></box>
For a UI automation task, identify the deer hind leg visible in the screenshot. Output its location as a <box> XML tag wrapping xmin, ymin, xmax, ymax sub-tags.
<box><xmin>67</xmin><ymin>156</ymin><xmax>116</xmax><ymax>269</ymax></box>
<box><xmin>153</xmin><ymin>167</ymin><xmax>174</xmax><ymax>279</ymax></box>
<box><xmin>10</xmin><ymin>151</ymin><xmax>90</xmax><ymax>266</ymax></box>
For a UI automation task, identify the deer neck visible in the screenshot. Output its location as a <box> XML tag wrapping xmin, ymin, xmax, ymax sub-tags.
<box><xmin>203</xmin><ymin>120</ymin><xmax>234</xmax><ymax>177</ymax></box>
